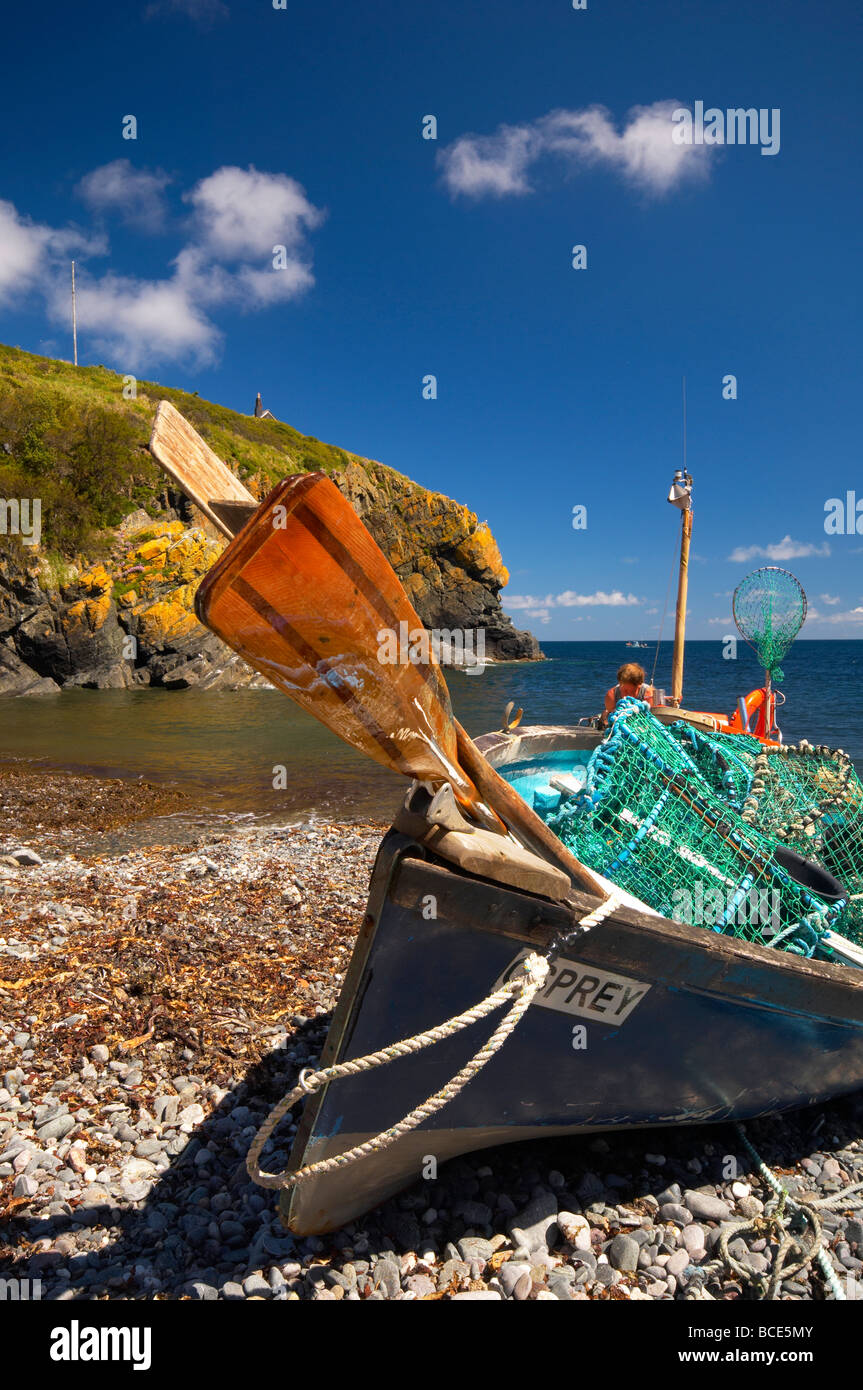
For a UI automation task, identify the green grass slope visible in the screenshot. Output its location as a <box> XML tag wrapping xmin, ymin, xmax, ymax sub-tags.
<box><xmin>0</xmin><ymin>344</ymin><xmax>406</xmax><ymax>558</ymax></box>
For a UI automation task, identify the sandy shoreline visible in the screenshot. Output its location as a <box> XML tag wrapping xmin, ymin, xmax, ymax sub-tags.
<box><xmin>2</xmin><ymin>766</ymin><xmax>863</xmax><ymax>1301</ymax></box>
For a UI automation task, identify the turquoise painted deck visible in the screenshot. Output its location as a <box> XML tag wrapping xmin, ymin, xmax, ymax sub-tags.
<box><xmin>499</xmin><ymin>747</ymin><xmax>592</xmax><ymax>818</ymax></box>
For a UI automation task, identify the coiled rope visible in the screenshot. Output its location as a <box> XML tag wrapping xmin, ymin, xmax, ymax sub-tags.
<box><xmin>714</xmin><ymin>1122</ymin><xmax>847</xmax><ymax>1300</ymax></box>
<box><xmin>247</xmin><ymin>890</ymin><xmax>624</xmax><ymax>1191</ymax></box>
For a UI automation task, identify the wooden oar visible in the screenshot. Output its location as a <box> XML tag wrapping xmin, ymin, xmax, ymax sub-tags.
<box><xmin>148</xmin><ymin>402</ymin><xmax>607</xmax><ymax>896</ymax></box>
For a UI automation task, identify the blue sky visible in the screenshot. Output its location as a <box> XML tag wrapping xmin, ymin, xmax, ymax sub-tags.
<box><xmin>1</xmin><ymin>0</ymin><xmax>861</xmax><ymax>638</ymax></box>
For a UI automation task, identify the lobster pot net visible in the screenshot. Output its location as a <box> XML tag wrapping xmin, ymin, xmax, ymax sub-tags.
<box><xmin>548</xmin><ymin>700</ymin><xmax>852</xmax><ymax>957</ymax></box>
<box><xmin>664</xmin><ymin>724</ymin><xmax>863</xmax><ymax>942</ymax></box>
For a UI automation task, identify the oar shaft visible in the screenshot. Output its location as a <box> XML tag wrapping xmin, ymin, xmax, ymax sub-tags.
<box><xmin>454</xmin><ymin>721</ymin><xmax>608</xmax><ymax>898</ymax></box>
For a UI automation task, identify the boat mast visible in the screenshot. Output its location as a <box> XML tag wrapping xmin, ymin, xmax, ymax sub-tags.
<box><xmin>667</xmin><ymin>378</ymin><xmax>693</xmax><ymax>706</ymax></box>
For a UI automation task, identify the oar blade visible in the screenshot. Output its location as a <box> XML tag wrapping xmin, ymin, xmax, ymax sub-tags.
<box><xmin>195</xmin><ymin>473</ymin><xmax>486</xmax><ymax>809</ymax></box>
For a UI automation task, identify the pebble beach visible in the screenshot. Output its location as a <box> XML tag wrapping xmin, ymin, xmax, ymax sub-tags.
<box><xmin>2</xmin><ymin>765</ymin><xmax>863</xmax><ymax>1302</ymax></box>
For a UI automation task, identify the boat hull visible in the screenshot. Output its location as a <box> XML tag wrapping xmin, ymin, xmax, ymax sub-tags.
<box><xmin>283</xmin><ymin>826</ymin><xmax>863</xmax><ymax>1235</ymax></box>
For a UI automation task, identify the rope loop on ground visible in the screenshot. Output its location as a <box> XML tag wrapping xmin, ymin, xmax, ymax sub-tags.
<box><xmin>717</xmin><ymin>1122</ymin><xmax>847</xmax><ymax>1300</ymax></box>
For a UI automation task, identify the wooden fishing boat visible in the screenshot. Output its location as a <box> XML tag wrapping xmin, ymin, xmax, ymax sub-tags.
<box><xmin>282</xmin><ymin>724</ymin><xmax>863</xmax><ymax>1234</ymax></box>
<box><xmin>146</xmin><ymin>402</ymin><xmax>863</xmax><ymax>1238</ymax></box>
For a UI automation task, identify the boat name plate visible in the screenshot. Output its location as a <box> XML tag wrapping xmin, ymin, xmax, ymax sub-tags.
<box><xmin>493</xmin><ymin>950</ymin><xmax>650</xmax><ymax>1025</ymax></box>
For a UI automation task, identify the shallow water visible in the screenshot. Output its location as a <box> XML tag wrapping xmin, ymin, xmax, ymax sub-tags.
<box><xmin>0</xmin><ymin>640</ymin><xmax>859</xmax><ymax>823</ymax></box>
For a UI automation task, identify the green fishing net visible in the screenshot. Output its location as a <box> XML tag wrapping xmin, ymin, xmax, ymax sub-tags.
<box><xmin>732</xmin><ymin>566</ymin><xmax>807</xmax><ymax>683</ymax></box>
<box><xmin>546</xmin><ymin>699</ymin><xmax>861</xmax><ymax>958</ymax></box>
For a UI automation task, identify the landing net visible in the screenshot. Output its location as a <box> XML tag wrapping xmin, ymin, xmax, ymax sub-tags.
<box><xmin>732</xmin><ymin>566</ymin><xmax>807</xmax><ymax>683</ymax></box>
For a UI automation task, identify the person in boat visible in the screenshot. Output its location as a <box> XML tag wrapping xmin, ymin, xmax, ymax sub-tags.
<box><xmin>602</xmin><ymin>662</ymin><xmax>656</xmax><ymax>726</ymax></box>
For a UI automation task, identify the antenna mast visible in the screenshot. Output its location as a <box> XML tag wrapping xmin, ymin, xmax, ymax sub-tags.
<box><xmin>71</xmin><ymin>262</ymin><xmax>78</xmax><ymax>367</ymax></box>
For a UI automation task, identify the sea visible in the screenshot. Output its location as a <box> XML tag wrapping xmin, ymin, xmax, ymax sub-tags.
<box><xmin>0</xmin><ymin>640</ymin><xmax>860</xmax><ymax>830</ymax></box>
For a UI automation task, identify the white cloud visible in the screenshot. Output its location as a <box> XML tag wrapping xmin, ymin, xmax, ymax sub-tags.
<box><xmin>819</xmin><ymin>593</ymin><xmax>841</xmax><ymax>606</ymax></box>
<box><xmin>76</xmin><ymin>160</ymin><xmax>172</xmax><ymax>232</ymax></box>
<box><xmin>439</xmin><ymin>100</ymin><xmax>714</xmax><ymax>200</ymax></box>
<box><xmin>5</xmin><ymin>164</ymin><xmax>323</xmax><ymax>369</ymax></box>
<box><xmin>506</xmin><ymin>589</ymin><xmax>641</xmax><ymax>611</ymax></box>
<box><xmin>0</xmin><ymin>200</ymin><xmax>101</xmax><ymax>307</ymax></box>
<box><xmin>808</xmin><ymin>606</ymin><xmax>863</xmax><ymax>626</ymax></box>
<box><xmin>186</xmin><ymin>165</ymin><xmax>323</xmax><ymax>261</ymax></box>
<box><xmin>50</xmin><ymin>272</ymin><xmax>220</xmax><ymax>368</ymax></box>
<box><xmin>728</xmin><ymin>535</ymin><xmax>831</xmax><ymax>562</ymax></box>
<box><xmin>518</xmin><ymin>606</ymin><xmax>551</xmax><ymax>625</ymax></box>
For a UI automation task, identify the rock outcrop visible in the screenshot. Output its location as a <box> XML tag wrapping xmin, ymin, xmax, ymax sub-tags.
<box><xmin>0</xmin><ymin>464</ymin><xmax>541</xmax><ymax>694</ymax></box>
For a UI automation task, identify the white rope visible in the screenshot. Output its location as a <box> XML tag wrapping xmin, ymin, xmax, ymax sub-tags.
<box><xmin>247</xmin><ymin>890</ymin><xmax>625</xmax><ymax>1191</ymax></box>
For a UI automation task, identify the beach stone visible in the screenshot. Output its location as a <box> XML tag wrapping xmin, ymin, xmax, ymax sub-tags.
<box><xmin>405</xmin><ymin>1273</ymin><xmax>436</xmax><ymax>1298</ymax></box>
<box><xmin>657</xmin><ymin>1183</ymin><xmax>683</xmax><ymax>1205</ymax></box>
<box><xmin>154</xmin><ymin>1096</ymin><xmax>179</xmax><ymax>1125</ymax></box>
<box><xmin>557</xmin><ymin>1211</ymin><xmax>592</xmax><ymax>1251</ymax></box>
<box><xmin>437</xmin><ymin>1258</ymin><xmax>469</xmax><ymax>1292</ymax></box>
<box><xmin>134</xmin><ymin>1139</ymin><xmax>162</xmax><ymax>1158</ymax></box>
<box><xmin>122</xmin><ymin>1157</ymin><xmax>158</xmax><ymax>1182</ymax></box>
<box><xmin>10</xmin><ymin>848</ymin><xmax>42</xmax><ymax>866</ymax></box>
<box><xmin>513</xmin><ymin>1273</ymin><xmax>532</xmax><ymax>1301</ymax></box>
<box><xmin>595</xmin><ymin>1264</ymin><xmax>621</xmax><ymax>1286</ymax></box>
<box><xmin>499</xmin><ymin>1261</ymin><xmax>530</xmax><ymax>1297</ymax></box>
<box><xmin>185</xmin><ymin>1282</ymin><xmax>218</xmax><ymax>1301</ymax></box>
<box><xmin>457</xmin><ymin>1237</ymin><xmax>493</xmax><ymax>1263</ymax></box>
<box><xmin>508</xmin><ymin>1192</ymin><xmax>558</xmax><ymax>1254</ymax></box>
<box><xmin>222</xmin><ymin>1282</ymin><xmax>245</xmax><ymax>1300</ymax></box>
<box><xmin>243</xmin><ymin>1274</ymin><xmax>270</xmax><ymax>1298</ymax></box>
<box><xmin>666</xmin><ymin>1248</ymin><xmax>690</xmax><ymax>1277</ymax></box>
<box><xmin>660</xmin><ymin>1202</ymin><xmax>692</xmax><ymax>1225</ymax></box>
<box><xmin>90</xmin><ymin>1045</ymin><xmax>110</xmax><ymax>1064</ymax></box>
<box><xmin>737</xmin><ymin>1196</ymin><xmax>764</xmax><ymax>1219</ymax></box>
<box><xmin>37</xmin><ymin>1114</ymin><xmax>76</xmax><ymax>1142</ymax></box>
<box><xmin>682</xmin><ymin>1224</ymin><xmax>706</xmax><ymax>1256</ymax></box>
<box><xmin>451</xmin><ymin>1291</ymin><xmax>502</xmax><ymax>1300</ymax></box>
<box><xmin>684</xmin><ymin>1190</ymin><xmax>731</xmax><ymax>1222</ymax></box>
<box><xmin>846</xmin><ymin>1219</ymin><xmax>863</xmax><ymax>1248</ymax></box>
<box><xmin>13</xmin><ymin>1173</ymin><xmax>37</xmax><ymax>1198</ymax></box>
<box><xmin>608</xmin><ymin>1234</ymin><xmax>639</xmax><ymax>1272</ymax></box>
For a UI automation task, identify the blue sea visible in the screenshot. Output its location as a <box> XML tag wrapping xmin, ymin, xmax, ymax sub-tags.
<box><xmin>0</xmin><ymin>640</ymin><xmax>860</xmax><ymax>828</ymax></box>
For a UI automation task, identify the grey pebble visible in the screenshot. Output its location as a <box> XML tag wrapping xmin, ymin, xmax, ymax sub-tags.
<box><xmin>508</xmin><ymin>1192</ymin><xmax>558</xmax><ymax>1254</ymax></box>
<box><xmin>499</xmin><ymin>1261</ymin><xmax>530</xmax><ymax>1297</ymax></box>
<box><xmin>608</xmin><ymin>1233</ymin><xmax>639</xmax><ymax>1272</ymax></box>
<box><xmin>660</xmin><ymin>1202</ymin><xmax>692</xmax><ymax>1225</ymax></box>
<box><xmin>684</xmin><ymin>1189</ymin><xmax>732</xmax><ymax>1222</ymax></box>
<box><xmin>243</xmin><ymin>1274</ymin><xmax>271</xmax><ymax>1298</ymax></box>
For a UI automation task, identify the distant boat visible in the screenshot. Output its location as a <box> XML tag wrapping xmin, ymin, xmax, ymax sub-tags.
<box><xmin>626</xmin><ymin>640</ymin><xmax>648</xmax><ymax>648</ymax></box>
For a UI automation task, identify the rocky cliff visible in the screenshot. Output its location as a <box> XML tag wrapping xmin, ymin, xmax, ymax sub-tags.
<box><xmin>0</xmin><ymin>346</ymin><xmax>541</xmax><ymax>694</ymax></box>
